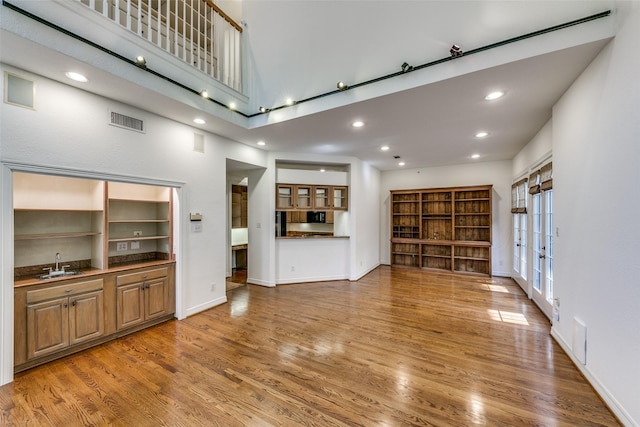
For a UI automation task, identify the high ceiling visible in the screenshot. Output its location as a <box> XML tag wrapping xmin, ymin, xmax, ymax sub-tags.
<box><xmin>1</xmin><ymin>1</ymin><xmax>617</xmax><ymax>171</ymax></box>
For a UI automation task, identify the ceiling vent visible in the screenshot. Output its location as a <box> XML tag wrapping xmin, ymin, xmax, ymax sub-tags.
<box><xmin>109</xmin><ymin>110</ymin><xmax>145</xmax><ymax>133</ymax></box>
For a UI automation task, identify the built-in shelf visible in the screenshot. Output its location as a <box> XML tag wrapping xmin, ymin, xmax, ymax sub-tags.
<box><xmin>13</xmin><ymin>173</ymin><xmax>173</xmax><ymax>274</ymax></box>
<box><xmin>390</xmin><ymin>185</ymin><xmax>492</xmax><ymax>276</ymax></box>
<box><xmin>16</xmin><ymin>232</ymin><xmax>101</xmax><ymax>240</ymax></box>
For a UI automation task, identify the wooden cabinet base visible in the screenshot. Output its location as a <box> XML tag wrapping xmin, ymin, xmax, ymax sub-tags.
<box><xmin>14</xmin><ymin>314</ymin><xmax>174</xmax><ymax>373</ymax></box>
<box><xmin>14</xmin><ymin>263</ymin><xmax>175</xmax><ymax>373</ymax></box>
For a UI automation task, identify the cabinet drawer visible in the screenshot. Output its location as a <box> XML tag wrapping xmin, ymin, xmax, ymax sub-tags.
<box><xmin>26</xmin><ymin>279</ymin><xmax>104</xmax><ymax>304</ymax></box>
<box><xmin>117</xmin><ymin>267</ymin><xmax>168</xmax><ymax>287</ymax></box>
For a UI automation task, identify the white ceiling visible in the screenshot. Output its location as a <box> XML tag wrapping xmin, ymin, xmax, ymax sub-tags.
<box><xmin>0</xmin><ymin>1</ymin><xmax>617</xmax><ymax>171</ymax></box>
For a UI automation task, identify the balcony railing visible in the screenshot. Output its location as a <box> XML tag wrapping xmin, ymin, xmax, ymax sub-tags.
<box><xmin>80</xmin><ymin>0</ymin><xmax>242</xmax><ymax>92</ymax></box>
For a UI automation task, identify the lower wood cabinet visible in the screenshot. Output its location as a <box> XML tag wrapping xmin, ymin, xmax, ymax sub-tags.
<box><xmin>116</xmin><ymin>267</ymin><xmax>171</xmax><ymax>330</ymax></box>
<box><xmin>14</xmin><ymin>262</ymin><xmax>175</xmax><ymax>372</ymax></box>
<box><xmin>26</xmin><ymin>279</ymin><xmax>104</xmax><ymax>360</ymax></box>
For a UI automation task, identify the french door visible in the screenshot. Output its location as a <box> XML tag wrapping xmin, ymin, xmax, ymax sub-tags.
<box><xmin>532</xmin><ymin>190</ymin><xmax>553</xmax><ymax>318</ymax></box>
<box><xmin>513</xmin><ymin>213</ymin><xmax>527</xmax><ymax>280</ymax></box>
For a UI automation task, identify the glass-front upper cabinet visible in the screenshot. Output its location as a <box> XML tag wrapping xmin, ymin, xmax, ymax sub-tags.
<box><xmin>276</xmin><ymin>184</ymin><xmax>294</xmax><ymax>209</ymax></box>
<box><xmin>295</xmin><ymin>185</ymin><xmax>312</xmax><ymax>209</ymax></box>
<box><xmin>314</xmin><ymin>186</ymin><xmax>330</xmax><ymax>209</ymax></box>
<box><xmin>332</xmin><ymin>186</ymin><xmax>348</xmax><ymax>210</ymax></box>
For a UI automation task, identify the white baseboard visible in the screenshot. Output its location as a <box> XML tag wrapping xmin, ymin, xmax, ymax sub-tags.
<box><xmin>276</xmin><ymin>274</ymin><xmax>349</xmax><ymax>285</ymax></box>
<box><xmin>184</xmin><ymin>295</ymin><xmax>227</xmax><ymax>318</ymax></box>
<box><xmin>350</xmin><ymin>262</ymin><xmax>380</xmax><ymax>281</ymax></box>
<box><xmin>550</xmin><ymin>327</ymin><xmax>636</xmax><ymax>427</ymax></box>
<box><xmin>247</xmin><ymin>278</ymin><xmax>276</xmax><ymax>287</ymax></box>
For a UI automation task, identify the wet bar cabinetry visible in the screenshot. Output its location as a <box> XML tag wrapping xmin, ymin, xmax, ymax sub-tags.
<box><xmin>390</xmin><ymin>185</ymin><xmax>492</xmax><ymax>276</ymax></box>
<box><xmin>13</xmin><ymin>172</ymin><xmax>175</xmax><ymax>372</ymax></box>
<box><xmin>14</xmin><ymin>262</ymin><xmax>175</xmax><ymax>372</ymax></box>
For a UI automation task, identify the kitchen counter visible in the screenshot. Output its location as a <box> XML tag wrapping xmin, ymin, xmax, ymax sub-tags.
<box><xmin>14</xmin><ymin>259</ymin><xmax>175</xmax><ymax>288</ymax></box>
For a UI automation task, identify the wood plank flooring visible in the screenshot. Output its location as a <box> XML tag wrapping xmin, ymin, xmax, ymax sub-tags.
<box><xmin>1</xmin><ymin>267</ymin><xmax>619</xmax><ymax>426</ymax></box>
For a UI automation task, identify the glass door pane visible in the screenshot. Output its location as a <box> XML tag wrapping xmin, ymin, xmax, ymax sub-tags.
<box><xmin>545</xmin><ymin>190</ymin><xmax>554</xmax><ymax>303</ymax></box>
<box><xmin>519</xmin><ymin>213</ymin><xmax>527</xmax><ymax>280</ymax></box>
<box><xmin>532</xmin><ymin>194</ymin><xmax>542</xmax><ymax>293</ymax></box>
<box><xmin>513</xmin><ymin>214</ymin><xmax>520</xmax><ymax>273</ymax></box>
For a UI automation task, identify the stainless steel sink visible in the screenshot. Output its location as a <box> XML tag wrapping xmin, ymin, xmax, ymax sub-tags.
<box><xmin>38</xmin><ymin>271</ymin><xmax>83</xmax><ymax>280</ymax></box>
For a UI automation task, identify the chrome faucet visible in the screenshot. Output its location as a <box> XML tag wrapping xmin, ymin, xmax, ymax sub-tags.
<box><xmin>55</xmin><ymin>252</ymin><xmax>61</xmax><ymax>271</ymax></box>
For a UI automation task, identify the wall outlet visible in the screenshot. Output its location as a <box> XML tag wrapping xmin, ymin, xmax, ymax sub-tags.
<box><xmin>210</xmin><ymin>283</ymin><xmax>215</xmax><ymax>291</ymax></box>
<box><xmin>291</xmin><ymin>266</ymin><xmax>295</xmax><ymax>272</ymax></box>
<box><xmin>116</xmin><ymin>242</ymin><xmax>128</xmax><ymax>251</ymax></box>
<box><xmin>133</xmin><ymin>231</ymin><xmax>142</xmax><ymax>237</ymax></box>
<box><xmin>131</xmin><ymin>241</ymin><xmax>140</xmax><ymax>250</ymax></box>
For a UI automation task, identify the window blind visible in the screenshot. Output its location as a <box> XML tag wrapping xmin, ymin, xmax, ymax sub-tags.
<box><xmin>529</xmin><ymin>169</ymin><xmax>541</xmax><ymax>194</ymax></box>
<box><xmin>511</xmin><ymin>178</ymin><xmax>528</xmax><ymax>213</ymax></box>
<box><xmin>540</xmin><ymin>162</ymin><xmax>553</xmax><ymax>191</ymax></box>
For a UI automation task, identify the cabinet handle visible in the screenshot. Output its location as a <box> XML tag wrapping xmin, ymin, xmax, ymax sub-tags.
<box><xmin>72</xmin><ymin>301</ymin><xmax>77</xmax><ymax>306</ymax></box>
<box><xmin>65</xmin><ymin>289</ymin><xmax>72</xmax><ymax>293</ymax></box>
<box><xmin>63</xmin><ymin>303</ymin><xmax>68</xmax><ymax>308</ymax></box>
<box><xmin>142</xmin><ymin>275</ymin><xmax>148</xmax><ymax>279</ymax></box>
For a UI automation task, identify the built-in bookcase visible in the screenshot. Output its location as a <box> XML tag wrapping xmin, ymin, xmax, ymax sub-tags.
<box><xmin>390</xmin><ymin>185</ymin><xmax>492</xmax><ymax>276</ymax></box>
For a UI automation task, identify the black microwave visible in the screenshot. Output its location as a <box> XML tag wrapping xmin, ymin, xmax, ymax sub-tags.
<box><xmin>307</xmin><ymin>211</ymin><xmax>326</xmax><ymax>223</ymax></box>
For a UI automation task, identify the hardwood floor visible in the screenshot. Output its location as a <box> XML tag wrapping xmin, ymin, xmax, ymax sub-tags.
<box><xmin>1</xmin><ymin>267</ymin><xmax>619</xmax><ymax>426</ymax></box>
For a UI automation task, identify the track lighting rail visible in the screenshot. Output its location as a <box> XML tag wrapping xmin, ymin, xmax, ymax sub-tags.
<box><xmin>2</xmin><ymin>1</ymin><xmax>610</xmax><ymax>120</ymax></box>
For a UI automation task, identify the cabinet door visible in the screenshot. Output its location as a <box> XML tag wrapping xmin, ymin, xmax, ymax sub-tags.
<box><xmin>69</xmin><ymin>290</ymin><xmax>105</xmax><ymax>345</ymax></box>
<box><xmin>314</xmin><ymin>186</ymin><xmax>330</xmax><ymax>209</ymax></box>
<box><xmin>295</xmin><ymin>185</ymin><xmax>312</xmax><ymax>209</ymax></box>
<box><xmin>276</xmin><ymin>185</ymin><xmax>294</xmax><ymax>209</ymax></box>
<box><xmin>117</xmin><ymin>283</ymin><xmax>145</xmax><ymax>330</ymax></box>
<box><xmin>332</xmin><ymin>186</ymin><xmax>348</xmax><ymax>210</ymax></box>
<box><xmin>27</xmin><ymin>297</ymin><xmax>69</xmax><ymax>360</ymax></box>
<box><xmin>145</xmin><ymin>278</ymin><xmax>169</xmax><ymax>321</ymax></box>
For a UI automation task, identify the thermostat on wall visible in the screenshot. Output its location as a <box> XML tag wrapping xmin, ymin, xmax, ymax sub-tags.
<box><xmin>190</xmin><ymin>213</ymin><xmax>202</xmax><ymax>221</ymax></box>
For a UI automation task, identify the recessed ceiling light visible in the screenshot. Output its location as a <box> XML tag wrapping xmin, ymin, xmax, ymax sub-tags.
<box><xmin>471</xmin><ymin>154</ymin><xmax>481</xmax><ymax>159</ymax></box>
<box><xmin>475</xmin><ymin>131</ymin><xmax>489</xmax><ymax>138</ymax></box>
<box><xmin>485</xmin><ymin>91</ymin><xmax>505</xmax><ymax>100</ymax></box>
<box><xmin>229</xmin><ymin>102</ymin><xmax>236</xmax><ymax>110</ymax></box>
<box><xmin>193</xmin><ymin>118</ymin><xmax>205</xmax><ymax>125</ymax></box>
<box><xmin>381</xmin><ymin>145</ymin><xmax>390</xmax><ymax>151</ymax></box>
<box><xmin>201</xmin><ymin>90</ymin><xmax>209</xmax><ymax>98</ymax></box>
<box><xmin>65</xmin><ymin>72</ymin><xmax>88</xmax><ymax>82</ymax></box>
<box><xmin>285</xmin><ymin>97</ymin><xmax>295</xmax><ymax>106</ymax></box>
<box><xmin>320</xmin><ymin>168</ymin><xmax>326</xmax><ymax>172</ymax></box>
<box><xmin>398</xmin><ymin>161</ymin><xmax>406</xmax><ymax>166</ymax></box>
<box><xmin>352</xmin><ymin>121</ymin><xmax>364</xmax><ymax>128</ymax></box>
<box><xmin>257</xmin><ymin>141</ymin><xmax>266</xmax><ymax>146</ymax></box>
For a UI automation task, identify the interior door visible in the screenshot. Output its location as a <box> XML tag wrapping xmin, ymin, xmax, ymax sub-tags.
<box><xmin>531</xmin><ymin>190</ymin><xmax>553</xmax><ymax>318</ymax></box>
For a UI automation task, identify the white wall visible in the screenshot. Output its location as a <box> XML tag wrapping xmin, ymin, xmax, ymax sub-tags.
<box><xmin>0</xmin><ymin>66</ymin><xmax>268</xmax><ymax>383</ymax></box>
<box><xmin>350</xmin><ymin>160</ymin><xmax>381</xmax><ymax>280</ymax></box>
<box><xmin>550</xmin><ymin>2</ymin><xmax>640</xmax><ymax>425</ymax></box>
<box><xmin>380</xmin><ymin>160</ymin><xmax>513</xmax><ymax>276</ymax></box>
<box><xmin>512</xmin><ymin>120</ymin><xmax>552</xmax><ymax>179</ymax></box>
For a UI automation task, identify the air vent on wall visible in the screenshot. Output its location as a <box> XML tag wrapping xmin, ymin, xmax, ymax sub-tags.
<box><xmin>109</xmin><ymin>110</ymin><xmax>145</xmax><ymax>133</ymax></box>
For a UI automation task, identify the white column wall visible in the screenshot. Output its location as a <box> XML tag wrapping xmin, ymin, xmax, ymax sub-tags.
<box><xmin>380</xmin><ymin>160</ymin><xmax>513</xmax><ymax>276</ymax></box>
<box><xmin>550</xmin><ymin>2</ymin><xmax>640</xmax><ymax>425</ymax></box>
